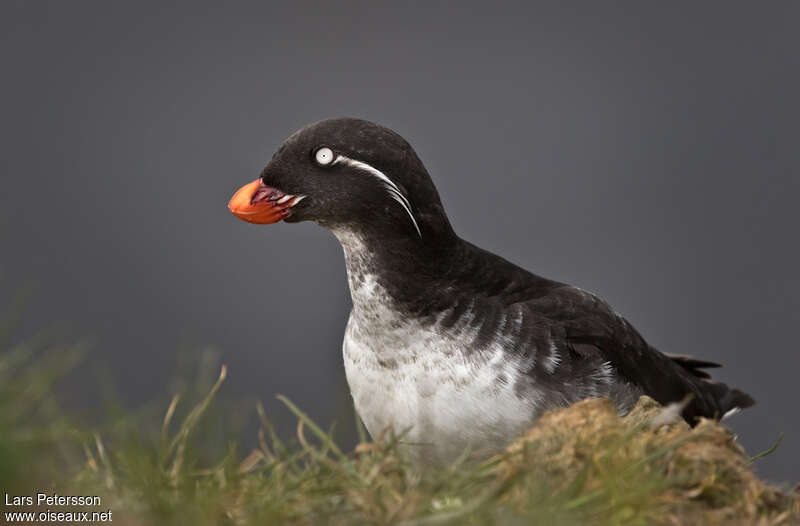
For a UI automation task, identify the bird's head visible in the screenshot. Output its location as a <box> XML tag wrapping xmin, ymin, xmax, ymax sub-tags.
<box><xmin>228</xmin><ymin>118</ymin><xmax>453</xmax><ymax>241</ymax></box>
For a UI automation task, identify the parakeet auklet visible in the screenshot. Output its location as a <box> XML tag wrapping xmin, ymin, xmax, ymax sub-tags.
<box><xmin>228</xmin><ymin>118</ymin><xmax>754</xmax><ymax>463</ymax></box>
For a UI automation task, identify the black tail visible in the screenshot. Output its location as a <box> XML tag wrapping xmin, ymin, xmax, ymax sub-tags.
<box><xmin>666</xmin><ymin>354</ymin><xmax>721</xmax><ymax>379</ymax></box>
<box><xmin>668</xmin><ymin>353</ymin><xmax>755</xmax><ymax>420</ymax></box>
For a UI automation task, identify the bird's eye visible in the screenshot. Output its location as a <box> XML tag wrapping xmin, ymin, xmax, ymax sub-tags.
<box><xmin>314</xmin><ymin>147</ymin><xmax>334</xmax><ymax>166</ymax></box>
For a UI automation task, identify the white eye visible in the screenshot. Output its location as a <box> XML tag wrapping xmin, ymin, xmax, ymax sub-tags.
<box><xmin>314</xmin><ymin>147</ymin><xmax>334</xmax><ymax>166</ymax></box>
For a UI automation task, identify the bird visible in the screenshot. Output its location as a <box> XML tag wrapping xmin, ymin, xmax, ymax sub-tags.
<box><xmin>228</xmin><ymin>117</ymin><xmax>754</xmax><ymax>464</ymax></box>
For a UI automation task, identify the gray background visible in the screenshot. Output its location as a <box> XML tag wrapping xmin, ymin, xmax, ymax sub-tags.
<box><xmin>1</xmin><ymin>1</ymin><xmax>798</xmax><ymax>483</ymax></box>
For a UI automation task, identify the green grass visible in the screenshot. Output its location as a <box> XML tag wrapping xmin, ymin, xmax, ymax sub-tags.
<box><xmin>1</xmin><ymin>299</ymin><xmax>798</xmax><ymax>525</ymax></box>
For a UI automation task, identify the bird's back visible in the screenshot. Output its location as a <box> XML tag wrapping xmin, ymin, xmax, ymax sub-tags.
<box><xmin>455</xmin><ymin>240</ymin><xmax>754</xmax><ymax>423</ymax></box>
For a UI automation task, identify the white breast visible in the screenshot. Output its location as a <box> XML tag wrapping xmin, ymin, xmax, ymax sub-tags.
<box><xmin>341</xmin><ymin>273</ymin><xmax>540</xmax><ymax>463</ymax></box>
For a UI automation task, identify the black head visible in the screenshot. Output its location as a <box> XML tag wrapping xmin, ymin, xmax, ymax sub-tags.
<box><xmin>228</xmin><ymin>118</ymin><xmax>454</xmax><ymax>242</ymax></box>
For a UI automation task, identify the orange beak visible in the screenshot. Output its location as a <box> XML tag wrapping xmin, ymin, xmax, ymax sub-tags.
<box><xmin>228</xmin><ymin>179</ymin><xmax>306</xmax><ymax>224</ymax></box>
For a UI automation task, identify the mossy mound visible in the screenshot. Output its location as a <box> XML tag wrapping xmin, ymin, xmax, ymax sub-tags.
<box><xmin>498</xmin><ymin>396</ymin><xmax>797</xmax><ymax>525</ymax></box>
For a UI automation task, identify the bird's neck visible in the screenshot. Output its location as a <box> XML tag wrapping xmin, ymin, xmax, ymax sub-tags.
<box><xmin>331</xmin><ymin>225</ymin><xmax>462</xmax><ymax>320</ymax></box>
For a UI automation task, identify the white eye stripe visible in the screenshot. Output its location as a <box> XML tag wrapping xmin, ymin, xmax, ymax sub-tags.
<box><xmin>333</xmin><ymin>154</ymin><xmax>422</xmax><ymax>238</ymax></box>
<box><xmin>314</xmin><ymin>147</ymin><xmax>334</xmax><ymax>166</ymax></box>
